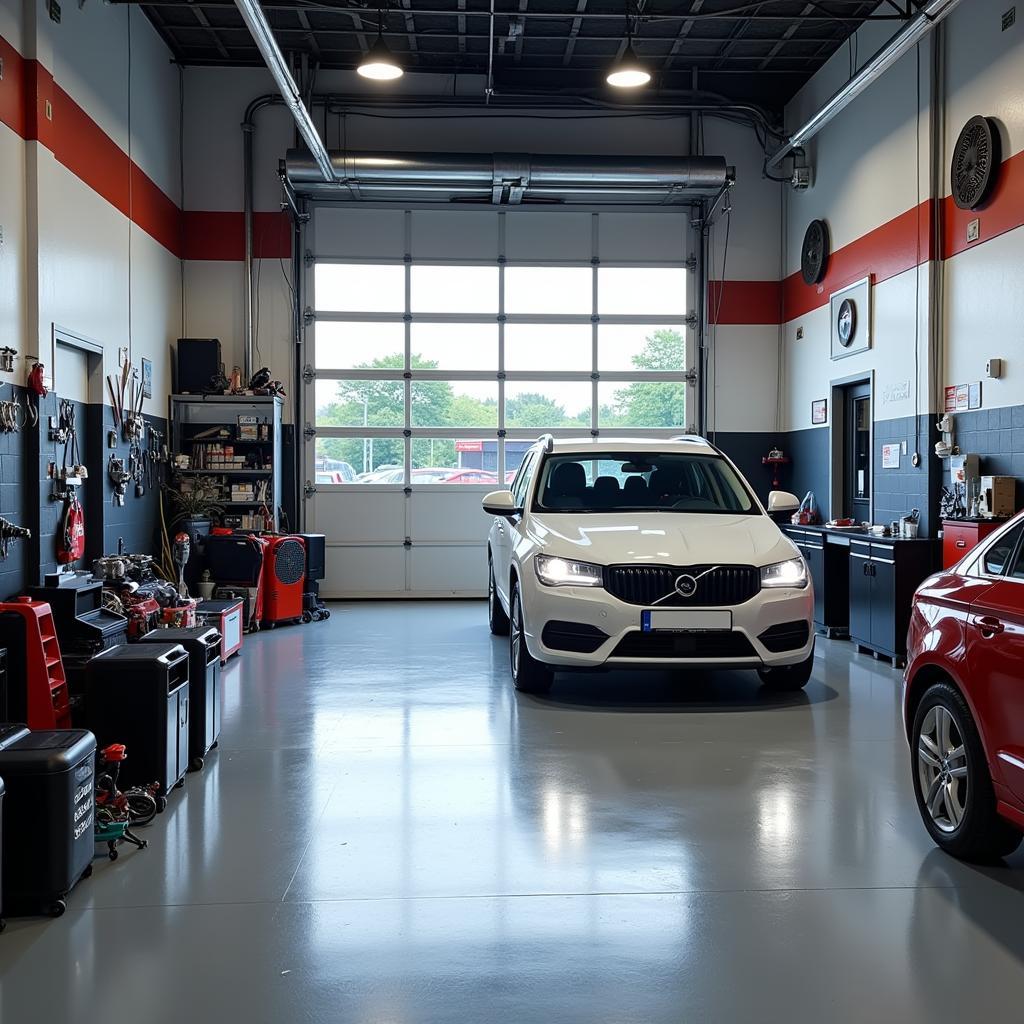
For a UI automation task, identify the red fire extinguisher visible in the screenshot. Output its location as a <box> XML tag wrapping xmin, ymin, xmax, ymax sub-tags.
<box><xmin>57</xmin><ymin>493</ymin><xmax>85</xmax><ymax>564</ymax></box>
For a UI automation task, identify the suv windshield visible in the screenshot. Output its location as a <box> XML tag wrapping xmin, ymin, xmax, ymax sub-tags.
<box><xmin>534</xmin><ymin>452</ymin><xmax>758</xmax><ymax>515</ymax></box>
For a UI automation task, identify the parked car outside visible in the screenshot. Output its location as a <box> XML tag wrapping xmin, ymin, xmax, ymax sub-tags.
<box><xmin>904</xmin><ymin>514</ymin><xmax>1024</xmax><ymax>860</ymax></box>
<box><xmin>483</xmin><ymin>435</ymin><xmax>812</xmax><ymax>694</ymax></box>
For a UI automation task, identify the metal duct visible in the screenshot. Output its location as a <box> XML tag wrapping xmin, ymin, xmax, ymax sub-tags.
<box><xmin>285</xmin><ymin>150</ymin><xmax>733</xmax><ymax>204</ymax></box>
<box><xmin>767</xmin><ymin>0</ymin><xmax>963</xmax><ymax>169</ymax></box>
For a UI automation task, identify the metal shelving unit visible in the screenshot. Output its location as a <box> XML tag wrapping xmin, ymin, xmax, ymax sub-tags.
<box><xmin>170</xmin><ymin>395</ymin><xmax>284</xmax><ymax>531</ymax></box>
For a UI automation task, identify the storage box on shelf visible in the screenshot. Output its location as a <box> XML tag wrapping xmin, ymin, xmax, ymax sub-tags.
<box><xmin>170</xmin><ymin>395</ymin><xmax>283</xmax><ymax>531</ymax></box>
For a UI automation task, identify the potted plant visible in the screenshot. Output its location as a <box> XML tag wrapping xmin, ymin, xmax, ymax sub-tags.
<box><xmin>164</xmin><ymin>480</ymin><xmax>223</xmax><ymax>552</ymax></box>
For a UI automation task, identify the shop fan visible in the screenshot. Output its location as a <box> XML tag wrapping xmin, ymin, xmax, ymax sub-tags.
<box><xmin>800</xmin><ymin>219</ymin><xmax>829</xmax><ymax>286</ymax></box>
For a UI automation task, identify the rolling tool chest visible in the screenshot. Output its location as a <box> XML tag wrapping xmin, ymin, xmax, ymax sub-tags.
<box><xmin>0</xmin><ymin>728</ymin><xmax>96</xmax><ymax>917</ymax></box>
<box><xmin>196</xmin><ymin>598</ymin><xmax>244</xmax><ymax>663</ymax></box>
<box><xmin>138</xmin><ymin>627</ymin><xmax>222</xmax><ymax>771</ymax></box>
<box><xmin>86</xmin><ymin>643</ymin><xmax>191</xmax><ymax>795</ymax></box>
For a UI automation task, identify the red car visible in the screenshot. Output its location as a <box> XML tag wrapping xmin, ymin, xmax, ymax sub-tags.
<box><xmin>904</xmin><ymin>515</ymin><xmax>1024</xmax><ymax>860</ymax></box>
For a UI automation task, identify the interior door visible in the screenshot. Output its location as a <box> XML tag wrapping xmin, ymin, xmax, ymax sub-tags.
<box><xmin>844</xmin><ymin>382</ymin><xmax>871</xmax><ymax>523</ymax></box>
<box><xmin>966</xmin><ymin>527</ymin><xmax>1024</xmax><ymax>803</ymax></box>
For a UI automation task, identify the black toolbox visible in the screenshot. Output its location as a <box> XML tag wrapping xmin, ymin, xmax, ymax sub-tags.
<box><xmin>0</xmin><ymin>728</ymin><xmax>96</xmax><ymax>917</ymax></box>
<box><xmin>138</xmin><ymin>627</ymin><xmax>222</xmax><ymax>771</ymax></box>
<box><xmin>86</xmin><ymin>643</ymin><xmax>191</xmax><ymax>797</ymax></box>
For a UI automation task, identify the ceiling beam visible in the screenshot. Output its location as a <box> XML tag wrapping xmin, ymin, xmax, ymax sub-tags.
<box><xmin>192</xmin><ymin>5</ymin><xmax>231</xmax><ymax>59</ymax></box>
<box><xmin>561</xmin><ymin>0</ymin><xmax>587</xmax><ymax>67</ymax></box>
<box><xmin>296</xmin><ymin>8</ymin><xmax>321</xmax><ymax>59</ymax></box>
<box><xmin>661</xmin><ymin>0</ymin><xmax>703</xmax><ymax>72</ymax></box>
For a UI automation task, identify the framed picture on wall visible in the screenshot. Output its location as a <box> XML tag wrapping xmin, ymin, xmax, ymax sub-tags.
<box><xmin>811</xmin><ymin>399</ymin><xmax>827</xmax><ymax>425</ymax></box>
<box><xmin>141</xmin><ymin>358</ymin><xmax>153</xmax><ymax>399</ymax></box>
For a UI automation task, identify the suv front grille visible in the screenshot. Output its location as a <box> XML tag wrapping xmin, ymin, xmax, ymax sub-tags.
<box><xmin>611</xmin><ymin>631</ymin><xmax>756</xmax><ymax>660</ymax></box>
<box><xmin>604</xmin><ymin>565</ymin><xmax>760</xmax><ymax>607</ymax></box>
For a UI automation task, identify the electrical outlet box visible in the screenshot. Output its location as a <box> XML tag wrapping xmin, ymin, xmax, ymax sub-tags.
<box><xmin>967</xmin><ymin>219</ymin><xmax>980</xmax><ymax>242</ymax></box>
<box><xmin>796</xmin><ymin>326</ymin><xmax>804</xmax><ymax>341</ymax></box>
<box><xmin>986</xmin><ymin>358</ymin><xmax>1004</xmax><ymax>379</ymax></box>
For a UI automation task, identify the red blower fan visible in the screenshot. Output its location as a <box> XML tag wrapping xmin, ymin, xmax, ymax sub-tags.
<box><xmin>261</xmin><ymin>536</ymin><xmax>305</xmax><ymax>627</ymax></box>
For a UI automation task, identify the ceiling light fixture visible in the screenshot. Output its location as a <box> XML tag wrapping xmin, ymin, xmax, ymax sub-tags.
<box><xmin>358</xmin><ymin>9</ymin><xmax>403</xmax><ymax>80</ymax></box>
<box><xmin>606</xmin><ymin>3</ymin><xmax>649</xmax><ymax>89</ymax></box>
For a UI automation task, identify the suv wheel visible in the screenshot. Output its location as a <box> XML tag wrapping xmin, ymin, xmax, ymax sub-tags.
<box><xmin>488</xmin><ymin>557</ymin><xmax>510</xmax><ymax>636</ymax></box>
<box><xmin>911</xmin><ymin>681</ymin><xmax>1022</xmax><ymax>861</ymax></box>
<box><xmin>510</xmin><ymin>581</ymin><xmax>553</xmax><ymax>694</ymax></box>
<box><xmin>757</xmin><ymin>643</ymin><xmax>814</xmax><ymax>691</ymax></box>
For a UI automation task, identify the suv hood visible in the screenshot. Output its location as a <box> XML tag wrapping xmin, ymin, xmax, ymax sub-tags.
<box><xmin>527</xmin><ymin>512</ymin><xmax>796</xmax><ymax>568</ymax></box>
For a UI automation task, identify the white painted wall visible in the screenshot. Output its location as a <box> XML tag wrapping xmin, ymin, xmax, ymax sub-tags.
<box><xmin>7</xmin><ymin>2</ymin><xmax>182</xmax><ymax>407</ymax></box>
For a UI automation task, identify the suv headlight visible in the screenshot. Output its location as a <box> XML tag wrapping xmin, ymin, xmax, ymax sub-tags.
<box><xmin>535</xmin><ymin>555</ymin><xmax>603</xmax><ymax>587</ymax></box>
<box><xmin>760</xmin><ymin>558</ymin><xmax>808</xmax><ymax>589</ymax></box>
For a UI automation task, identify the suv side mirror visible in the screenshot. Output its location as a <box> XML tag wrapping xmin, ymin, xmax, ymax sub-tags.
<box><xmin>767</xmin><ymin>490</ymin><xmax>800</xmax><ymax>514</ymax></box>
<box><xmin>483</xmin><ymin>489</ymin><xmax>522</xmax><ymax>518</ymax></box>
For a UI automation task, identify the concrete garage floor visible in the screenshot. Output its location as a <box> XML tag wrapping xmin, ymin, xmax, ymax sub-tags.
<box><xmin>2</xmin><ymin>601</ymin><xmax>1024</xmax><ymax>1021</ymax></box>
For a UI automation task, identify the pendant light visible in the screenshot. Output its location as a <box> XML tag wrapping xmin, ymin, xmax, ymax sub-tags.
<box><xmin>358</xmin><ymin>9</ymin><xmax>403</xmax><ymax>81</ymax></box>
<box><xmin>606</xmin><ymin>4</ymin><xmax>649</xmax><ymax>88</ymax></box>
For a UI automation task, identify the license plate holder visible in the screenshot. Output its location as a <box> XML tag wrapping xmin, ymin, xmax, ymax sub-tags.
<box><xmin>641</xmin><ymin>609</ymin><xmax>732</xmax><ymax>633</ymax></box>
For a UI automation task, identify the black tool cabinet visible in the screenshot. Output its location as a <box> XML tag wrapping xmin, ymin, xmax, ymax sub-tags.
<box><xmin>784</xmin><ymin>526</ymin><xmax>850</xmax><ymax>637</ymax></box>
<box><xmin>847</xmin><ymin>537</ymin><xmax>937</xmax><ymax>666</ymax></box>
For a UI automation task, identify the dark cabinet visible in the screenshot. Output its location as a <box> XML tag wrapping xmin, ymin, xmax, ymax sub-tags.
<box><xmin>784</xmin><ymin>527</ymin><xmax>849</xmax><ymax>637</ymax></box>
<box><xmin>848</xmin><ymin>538</ymin><xmax>937</xmax><ymax>665</ymax></box>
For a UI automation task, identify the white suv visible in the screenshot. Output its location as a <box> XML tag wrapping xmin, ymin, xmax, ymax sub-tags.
<box><xmin>483</xmin><ymin>436</ymin><xmax>814</xmax><ymax>694</ymax></box>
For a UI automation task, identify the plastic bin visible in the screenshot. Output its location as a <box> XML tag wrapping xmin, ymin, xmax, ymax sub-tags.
<box><xmin>0</xmin><ymin>729</ymin><xmax>96</xmax><ymax>917</ymax></box>
<box><xmin>138</xmin><ymin>627</ymin><xmax>222</xmax><ymax>771</ymax></box>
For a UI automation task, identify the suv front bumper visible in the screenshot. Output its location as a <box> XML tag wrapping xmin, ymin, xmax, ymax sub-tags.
<box><xmin>522</xmin><ymin>575</ymin><xmax>814</xmax><ymax>669</ymax></box>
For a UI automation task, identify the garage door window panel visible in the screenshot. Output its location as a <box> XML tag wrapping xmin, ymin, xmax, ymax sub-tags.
<box><xmin>315</xmin><ymin>322</ymin><xmax>406</xmax><ymax>370</ymax></box>
<box><xmin>315</xmin><ymin>437</ymin><xmax>405</xmax><ymax>483</ymax></box>
<box><xmin>598</xmin><ymin>267</ymin><xmax>687</xmax><ymax>316</ymax></box>
<box><xmin>315</xmin><ymin>378</ymin><xmax>405</xmax><ymax>429</ymax></box>
<box><xmin>410</xmin><ymin>438</ymin><xmax>503</xmax><ymax>484</ymax></box>
<box><xmin>410</xmin><ymin>380</ymin><xmax>498</xmax><ymax>427</ymax></box>
<box><xmin>315</xmin><ymin>263</ymin><xmax>406</xmax><ymax>313</ymax></box>
<box><xmin>410</xmin><ymin>265</ymin><xmax>499</xmax><ymax>314</ymax></box>
<box><xmin>504</xmin><ymin>324</ymin><xmax>593</xmax><ymax>373</ymax></box>
<box><xmin>505</xmin><ymin>381</ymin><xmax>592</xmax><ymax>429</ymax></box>
<box><xmin>504</xmin><ymin>267</ymin><xmax>593</xmax><ymax>315</ymax></box>
<box><xmin>411</xmin><ymin>323</ymin><xmax>498</xmax><ymax>372</ymax></box>
<box><xmin>598</xmin><ymin>324</ymin><xmax>684</xmax><ymax>373</ymax></box>
<box><xmin>598</xmin><ymin>380</ymin><xmax>686</xmax><ymax>429</ymax></box>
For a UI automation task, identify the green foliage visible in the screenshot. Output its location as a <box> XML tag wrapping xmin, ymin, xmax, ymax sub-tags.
<box><xmin>315</xmin><ymin>328</ymin><xmax>686</xmax><ymax>472</ymax></box>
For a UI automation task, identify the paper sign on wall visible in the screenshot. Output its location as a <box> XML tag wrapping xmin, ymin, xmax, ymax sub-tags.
<box><xmin>955</xmin><ymin>384</ymin><xmax>970</xmax><ymax>412</ymax></box>
<box><xmin>944</xmin><ymin>386</ymin><xmax>958</xmax><ymax>413</ymax></box>
<box><xmin>881</xmin><ymin>443</ymin><xmax>901</xmax><ymax>469</ymax></box>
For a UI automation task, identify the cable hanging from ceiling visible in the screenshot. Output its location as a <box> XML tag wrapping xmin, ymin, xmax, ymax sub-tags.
<box><xmin>606</xmin><ymin>0</ymin><xmax>650</xmax><ymax>89</ymax></box>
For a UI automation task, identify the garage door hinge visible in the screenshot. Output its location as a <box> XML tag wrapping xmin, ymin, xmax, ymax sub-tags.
<box><xmin>685</xmin><ymin>255</ymin><xmax>697</xmax><ymax>271</ymax></box>
<box><xmin>685</xmin><ymin>313</ymin><xmax>698</xmax><ymax>328</ymax></box>
<box><xmin>304</xmin><ymin>423</ymin><xmax>317</xmax><ymax>440</ymax></box>
<box><xmin>304</xmin><ymin>250</ymin><xmax>315</xmax><ymax>267</ymax></box>
<box><xmin>684</xmin><ymin>369</ymin><xmax>698</xmax><ymax>385</ymax></box>
<box><xmin>303</xmin><ymin>480</ymin><xmax>317</xmax><ymax>498</ymax></box>
<box><xmin>403</xmin><ymin>536</ymin><xmax>412</xmax><ymax>547</ymax></box>
<box><xmin>303</xmin><ymin>307</ymin><xmax>315</xmax><ymax>326</ymax></box>
<box><xmin>302</xmin><ymin>364</ymin><xmax>316</xmax><ymax>384</ymax></box>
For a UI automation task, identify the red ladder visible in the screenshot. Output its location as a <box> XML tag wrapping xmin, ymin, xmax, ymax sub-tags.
<box><xmin>0</xmin><ymin>598</ymin><xmax>72</xmax><ymax>730</ymax></box>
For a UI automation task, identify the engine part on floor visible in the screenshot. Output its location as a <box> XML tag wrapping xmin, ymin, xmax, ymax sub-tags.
<box><xmin>195</xmin><ymin>598</ymin><xmax>244</xmax><ymax>664</ymax></box>
<box><xmin>92</xmin><ymin>552</ymin><xmax>156</xmax><ymax>584</ymax></box>
<box><xmin>93</xmin><ymin>744</ymin><xmax>154</xmax><ymax>860</ymax></box>
<box><xmin>0</xmin><ymin>727</ymin><xmax>96</xmax><ymax>918</ymax></box>
<box><xmin>262</xmin><ymin>536</ymin><xmax>306</xmax><ymax>627</ymax></box>
<box><xmin>0</xmin><ymin>517</ymin><xmax>31</xmax><ymax>560</ymax></box>
<box><xmin>86</xmin><ymin>644</ymin><xmax>190</xmax><ymax>795</ymax></box>
<box><xmin>0</xmin><ymin>600</ymin><xmax>72</xmax><ymax>729</ymax></box>
<box><xmin>138</xmin><ymin>627</ymin><xmax>222</xmax><ymax>772</ymax></box>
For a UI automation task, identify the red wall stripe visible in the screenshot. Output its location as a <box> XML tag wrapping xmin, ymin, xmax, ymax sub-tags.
<box><xmin>782</xmin><ymin>199</ymin><xmax>937</xmax><ymax>323</ymax></box>
<box><xmin>0</xmin><ymin>35</ymin><xmax>26</xmax><ymax>139</ymax></box>
<box><xmin>183</xmin><ymin>211</ymin><xmax>292</xmax><ymax>261</ymax></box>
<box><xmin>708</xmin><ymin>280</ymin><xmax>782</xmax><ymax>325</ymax></box>
<box><xmin>942</xmin><ymin>148</ymin><xmax>1024</xmax><ymax>260</ymax></box>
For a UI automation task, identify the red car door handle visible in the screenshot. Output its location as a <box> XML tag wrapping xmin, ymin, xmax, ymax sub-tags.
<box><xmin>975</xmin><ymin>616</ymin><xmax>1005</xmax><ymax>636</ymax></box>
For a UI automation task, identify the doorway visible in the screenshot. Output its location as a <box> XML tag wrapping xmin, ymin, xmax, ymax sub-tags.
<box><xmin>840</xmin><ymin>380</ymin><xmax>872</xmax><ymax>523</ymax></box>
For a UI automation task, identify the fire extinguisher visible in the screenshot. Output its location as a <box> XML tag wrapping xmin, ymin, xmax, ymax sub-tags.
<box><xmin>57</xmin><ymin>493</ymin><xmax>85</xmax><ymax>564</ymax></box>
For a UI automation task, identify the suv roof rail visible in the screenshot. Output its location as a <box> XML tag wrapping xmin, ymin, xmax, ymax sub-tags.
<box><xmin>538</xmin><ymin>433</ymin><xmax>555</xmax><ymax>453</ymax></box>
<box><xmin>670</xmin><ymin>434</ymin><xmax>712</xmax><ymax>445</ymax></box>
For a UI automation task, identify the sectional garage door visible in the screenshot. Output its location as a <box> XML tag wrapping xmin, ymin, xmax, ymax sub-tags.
<box><xmin>304</xmin><ymin>207</ymin><xmax>694</xmax><ymax>598</ymax></box>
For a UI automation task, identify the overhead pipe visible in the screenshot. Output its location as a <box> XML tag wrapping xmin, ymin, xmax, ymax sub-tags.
<box><xmin>285</xmin><ymin>150</ymin><xmax>734</xmax><ymax>203</ymax></box>
<box><xmin>232</xmin><ymin>0</ymin><xmax>334</xmax><ymax>182</ymax></box>
<box><xmin>766</xmin><ymin>0</ymin><xmax>963</xmax><ymax>169</ymax></box>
